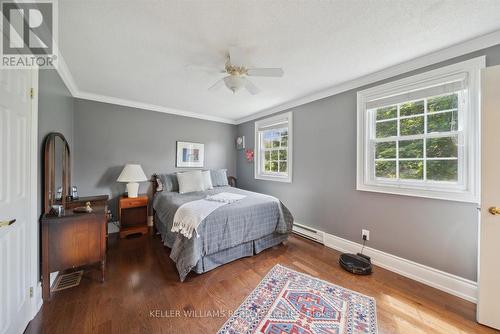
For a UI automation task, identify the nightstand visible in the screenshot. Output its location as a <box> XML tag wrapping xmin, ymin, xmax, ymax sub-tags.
<box><xmin>119</xmin><ymin>195</ymin><xmax>149</xmax><ymax>238</ymax></box>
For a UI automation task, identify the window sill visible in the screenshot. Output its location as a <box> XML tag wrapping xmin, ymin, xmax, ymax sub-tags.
<box><xmin>255</xmin><ymin>174</ymin><xmax>292</xmax><ymax>183</ymax></box>
<box><xmin>356</xmin><ymin>182</ymin><xmax>478</xmax><ymax>203</ymax></box>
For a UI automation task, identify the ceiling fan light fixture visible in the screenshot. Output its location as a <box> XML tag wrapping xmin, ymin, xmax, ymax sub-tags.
<box><xmin>223</xmin><ymin>75</ymin><xmax>245</xmax><ymax>93</ymax></box>
<box><xmin>196</xmin><ymin>47</ymin><xmax>284</xmax><ymax>94</ymax></box>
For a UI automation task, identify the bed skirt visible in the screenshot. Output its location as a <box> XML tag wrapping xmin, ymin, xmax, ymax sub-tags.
<box><xmin>192</xmin><ymin>232</ymin><xmax>288</xmax><ymax>274</ymax></box>
<box><xmin>155</xmin><ymin>213</ymin><xmax>288</xmax><ymax>275</ymax></box>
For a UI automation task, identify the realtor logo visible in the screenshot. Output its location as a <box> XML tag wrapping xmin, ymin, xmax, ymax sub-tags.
<box><xmin>1</xmin><ymin>0</ymin><xmax>58</xmax><ymax>68</ymax></box>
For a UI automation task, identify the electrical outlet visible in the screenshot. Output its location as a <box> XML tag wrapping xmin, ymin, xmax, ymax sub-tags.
<box><xmin>362</xmin><ymin>229</ymin><xmax>370</xmax><ymax>241</ymax></box>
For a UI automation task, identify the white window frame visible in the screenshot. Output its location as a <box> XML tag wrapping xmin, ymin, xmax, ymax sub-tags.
<box><xmin>357</xmin><ymin>57</ymin><xmax>484</xmax><ymax>203</ymax></box>
<box><xmin>255</xmin><ymin>112</ymin><xmax>293</xmax><ymax>183</ymax></box>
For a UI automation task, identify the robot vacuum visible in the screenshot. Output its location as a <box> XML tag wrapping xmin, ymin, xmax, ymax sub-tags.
<box><xmin>339</xmin><ymin>253</ymin><xmax>372</xmax><ymax>275</ymax></box>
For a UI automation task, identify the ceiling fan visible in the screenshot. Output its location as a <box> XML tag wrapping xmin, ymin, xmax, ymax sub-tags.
<box><xmin>189</xmin><ymin>47</ymin><xmax>284</xmax><ymax>95</ymax></box>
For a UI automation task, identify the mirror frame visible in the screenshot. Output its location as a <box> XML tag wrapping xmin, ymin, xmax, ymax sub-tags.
<box><xmin>43</xmin><ymin>132</ymin><xmax>71</xmax><ymax>214</ymax></box>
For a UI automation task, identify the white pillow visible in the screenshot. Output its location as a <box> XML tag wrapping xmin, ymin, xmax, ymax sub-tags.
<box><xmin>201</xmin><ymin>170</ymin><xmax>213</xmax><ymax>190</ymax></box>
<box><xmin>177</xmin><ymin>170</ymin><xmax>204</xmax><ymax>194</ymax></box>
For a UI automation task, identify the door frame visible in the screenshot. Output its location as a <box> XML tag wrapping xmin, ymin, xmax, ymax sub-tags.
<box><xmin>28</xmin><ymin>68</ymin><xmax>41</xmax><ymax>319</ymax></box>
<box><xmin>2</xmin><ymin>19</ymin><xmax>41</xmax><ymax>325</ymax></box>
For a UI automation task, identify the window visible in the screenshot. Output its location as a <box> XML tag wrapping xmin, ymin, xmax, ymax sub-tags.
<box><xmin>255</xmin><ymin>112</ymin><xmax>292</xmax><ymax>182</ymax></box>
<box><xmin>357</xmin><ymin>57</ymin><xmax>484</xmax><ymax>202</ymax></box>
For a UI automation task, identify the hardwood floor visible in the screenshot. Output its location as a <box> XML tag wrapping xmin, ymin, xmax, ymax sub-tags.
<box><xmin>26</xmin><ymin>233</ymin><xmax>498</xmax><ymax>334</ymax></box>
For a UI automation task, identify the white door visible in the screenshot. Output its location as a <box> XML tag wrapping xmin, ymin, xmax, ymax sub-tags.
<box><xmin>0</xmin><ymin>69</ymin><xmax>37</xmax><ymax>334</ymax></box>
<box><xmin>477</xmin><ymin>65</ymin><xmax>500</xmax><ymax>330</ymax></box>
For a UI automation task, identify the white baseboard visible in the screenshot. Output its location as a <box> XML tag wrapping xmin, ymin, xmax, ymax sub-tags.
<box><xmin>32</xmin><ymin>282</ymin><xmax>43</xmax><ymax>319</ymax></box>
<box><xmin>292</xmin><ymin>223</ymin><xmax>477</xmax><ymax>303</ymax></box>
<box><xmin>108</xmin><ymin>221</ymin><xmax>120</xmax><ymax>234</ymax></box>
<box><xmin>31</xmin><ymin>272</ymin><xmax>59</xmax><ymax>318</ymax></box>
<box><xmin>50</xmin><ymin>271</ymin><xmax>58</xmax><ymax>287</ymax></box>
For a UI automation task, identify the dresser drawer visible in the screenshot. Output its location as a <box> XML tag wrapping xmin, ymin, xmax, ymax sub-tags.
<box><xmin>121</xmin><ymin>206</ymin><xmax>148</xmax><ymax>227</ymax></box>
<box><xmin>120</xmin><ymin>197</ymin><xmax>147</xmax><ymax>209</ymax></box>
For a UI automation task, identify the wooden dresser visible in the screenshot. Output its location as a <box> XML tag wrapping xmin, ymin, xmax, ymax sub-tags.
<box><xmin>40</xmin><ymin>195</ymin><xmax>108</xmax><ymax>301</ymax></box>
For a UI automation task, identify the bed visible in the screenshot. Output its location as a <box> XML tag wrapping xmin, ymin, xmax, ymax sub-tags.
<box><xmin>151</xmin><ymin>173</ymin><xmax>294</xmax><ymax>281</ymax></box>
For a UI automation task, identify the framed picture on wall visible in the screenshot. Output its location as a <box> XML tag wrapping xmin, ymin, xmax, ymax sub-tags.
<box><xmin>236</xmin><ymin>136</ymin><xmax>245</xmax><ymax>150</ymax></box>
<box><xmin>176</xmin><ymin>141</ymin><xmax>204</xmax><ymax>168</ymax></box>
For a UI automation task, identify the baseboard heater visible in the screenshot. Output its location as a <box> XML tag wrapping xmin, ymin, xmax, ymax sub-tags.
<box><xmin>292</xmin><ymin>223</ymin><xmax>324</xmax><ymax>244</ymax></box>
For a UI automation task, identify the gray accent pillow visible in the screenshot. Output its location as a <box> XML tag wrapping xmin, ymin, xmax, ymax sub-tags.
<box><xmin>159</xmin><ymin>173</ymin><xmax>179</xmax><ymax>192</ymax></box>
<box><xmin>210</xmin><ymin>169</ymin><xmax>229</xmax><ymax>187</ymax></box>
<box><xmin>177</xmin><ymin>170</ymin><xmax>204</xmax><ymax>194</ymax></box>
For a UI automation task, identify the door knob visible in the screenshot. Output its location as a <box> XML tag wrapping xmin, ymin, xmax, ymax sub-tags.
<box><xmin>488</xmin><ymin>207</ymin><xmax>500</xmax><ymax>215</ymax></box>
<box><xmin>0</xmin><ymin>219</ymin><xmax>16</xmax><ymax>227</ymax></box>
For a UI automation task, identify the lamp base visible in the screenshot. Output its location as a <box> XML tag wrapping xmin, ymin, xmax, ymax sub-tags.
<box><xmin>126</xmin><ymin>182</ymin><xmax>139</xmax><ymax>198</ymax></box>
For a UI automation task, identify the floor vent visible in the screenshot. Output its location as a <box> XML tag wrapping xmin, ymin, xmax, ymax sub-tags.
<box><xmin>51</xmin><ymin>270</ymin><xmax>83</xmax><ymax>292</ymax></box>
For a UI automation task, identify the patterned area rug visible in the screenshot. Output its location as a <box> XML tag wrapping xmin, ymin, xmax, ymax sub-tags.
<box><xmin>218</xmin><ymin>264</ymin><xmax>377</xmax><ymax>334</ymax></box>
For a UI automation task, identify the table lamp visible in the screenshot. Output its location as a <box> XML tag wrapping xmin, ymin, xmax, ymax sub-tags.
<box><xmin>117</xmin><ymin>164</ymin><xmax>147</xmax><ymax>198</ymax></box>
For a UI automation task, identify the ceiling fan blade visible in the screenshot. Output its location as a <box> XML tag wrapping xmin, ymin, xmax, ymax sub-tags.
<box><xmin>246</xmin><ymin>68</ymin><xmax>284</xmax><ymax>77</ymax></box>
<box><xmin>208</xmin><ymin>78</ymin><xmax>224</xmax><ymax>91</ymax></box>
<box><xmin>185</xmin><ymin>64</ymin><xmax>225</xmax><ymax>74</ymax></box>
<box><xmin>244</xmin><ymin>78</ymin><xmax>260</xmax><ymax>95</ymax></box>
<box><xmin>228</xmin><ymin>46</ymin><xmax>246</xmax><ymax>67</ymax></box>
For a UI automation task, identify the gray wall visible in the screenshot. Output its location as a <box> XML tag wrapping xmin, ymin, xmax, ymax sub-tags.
<box><xmin>38</xmin><ymin>69</ymin><xmax>74</xmax><ymax>217</ymax></box>
<box><xmin>37</xmin><ymin>44</ymin><xmax>500</xmax><ymax>281</ymax></box>
<box><xmin>237</xmin><ymin>44</ymin><xmax>500</xmax><ymax>281</ymax></box>
<box><xmin>72</xmin><ymin>99</ymin><xmax>237</xmax><ymax>216</ymax></box>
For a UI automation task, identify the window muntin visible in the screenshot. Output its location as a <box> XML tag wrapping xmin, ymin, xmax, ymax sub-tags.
<box><xmin>255</xmin><ymin>112</ymin><xmax>292</xmax><ymax>182</ymax></box>
<box><xmin>262</xmin><ymin>128</ymin><xmax>288</xmax><ymax>174</ymax></box>
<box><xmin>371</xmin><ymin>92</ymin><xmax>462</xmax><ymax>184</ymax></box>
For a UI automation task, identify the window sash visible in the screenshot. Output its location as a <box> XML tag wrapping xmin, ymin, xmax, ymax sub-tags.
<box><xmin>257</xmin><ymin>120</ymin><xmax>288</xmax><ymax>131</ymax></box>
<box><xmin>255</xmin><ymin>112</ymin><xmax>293</xmax><ymax>182</ymax></box>
<box><xmin>366</xmin><ymin>74</ymin><xmax>466</xmax><ymax>109</ymax></box>
<box><xmin>259</xmin><ymin>128</ymin><xmax>289</xmax><ymax>175</ymax></box>
<box><xmin>366</xmin><ymin>90</ymin><xmax>465</xmax><ymax>188</ymax></box>
<box><xmin>375</xmin><ymin>107</ymin><xmax>457</xmax><ymax>123</ymax></box>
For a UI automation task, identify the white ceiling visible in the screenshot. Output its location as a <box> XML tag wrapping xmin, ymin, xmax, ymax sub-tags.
<box><xmin>59</xmin><ymin>0</ymin><xmax>500</xmax><ymax>123</ymax></box>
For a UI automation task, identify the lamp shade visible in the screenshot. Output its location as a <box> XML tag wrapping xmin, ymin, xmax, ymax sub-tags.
<box><xmin>117</xmin><ymin>164</ymin><xmax>147</xmax><ymax>182</ymax></box>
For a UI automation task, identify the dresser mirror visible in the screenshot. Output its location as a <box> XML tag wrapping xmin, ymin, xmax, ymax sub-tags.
<box><xmin>43</xmin><ymin>132</ymin><xmax>71</xmax><ymax>214</ymax></box>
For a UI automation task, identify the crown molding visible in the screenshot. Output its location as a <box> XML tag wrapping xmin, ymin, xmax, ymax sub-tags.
<box><xmin>234</xmin><ymin>29</ymin><xmax>500</xmax><ymax>124</ymax></box>
<box><xmin>54</xmin><ymin>29</ymin><xmax>500</xmax><ymax>126</ymax></box>
<box><xmin>54</xmin><ymin>52</ymin><xmax>78</xmax><ymax>97</ymax></box>
<box><xmin>74</xmin><ymin>91</ymin><xmax>236</xmax><ymax>124</ymax></box>
<box><xmin>54</xmin><ymin>55</ymin><xmax>236</xmax><ymax>124</ymax></box>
